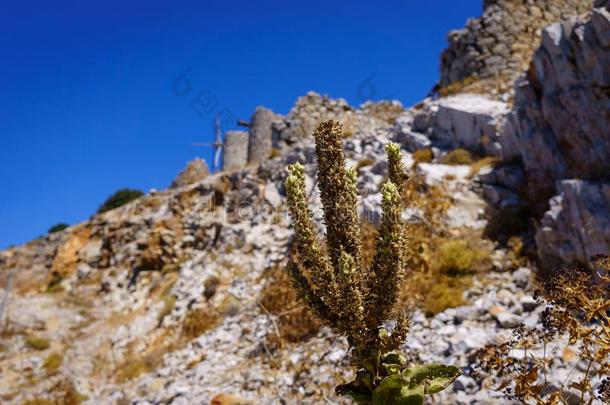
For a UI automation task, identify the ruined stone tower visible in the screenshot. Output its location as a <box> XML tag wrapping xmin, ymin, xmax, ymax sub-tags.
<box><xmin>439</xmin><ymin>0</ymin><xmax>592</xmax><ymax>96</ymax></box>
<box><xmin>222</xmin><ymin>130</ymin><xmax>249</xmax><ymax>171</ymax></box>
<box><xmin>247</xmin><ymin>106</ymin><xmax>277</xmax><ymax>165</ymax></box>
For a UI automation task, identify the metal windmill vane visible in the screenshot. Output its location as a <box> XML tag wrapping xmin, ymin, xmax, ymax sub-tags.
<box><xmin>192</xmin><ymin>115</ymin><xmax>223</xmax><ymax>172</ymax></box>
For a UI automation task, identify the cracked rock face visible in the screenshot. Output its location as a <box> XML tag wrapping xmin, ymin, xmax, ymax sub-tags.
<box><xmin>499</xmin><ymin>2</ymin><xmax>610</xmax><ymax>268</ymax></box>
<box><xmin>434</xmin><ymin>94</ymin><xmax>509</xmax><ymax>156</ymax></box>
<box><xmin>537</xmin><ymin>180</ymin><xmax>610</xmax><ymax>269</ymax></box>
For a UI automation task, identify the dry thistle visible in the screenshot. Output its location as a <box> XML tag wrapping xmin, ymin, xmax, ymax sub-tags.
<box><xmin>475</xmin><ymin>255</ymin><xmax>610</xmax><ymax>404</ymax></box>
<box><xmin>285</xmin><ymin>120</ymin><xmax>459</xmax><ymax>404</ymax></box>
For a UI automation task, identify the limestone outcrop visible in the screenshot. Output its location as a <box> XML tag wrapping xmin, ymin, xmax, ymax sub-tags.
<box><xmin>536</xmin><ymin>180</ymin><xmax>610</xmax><ymax>269</ymax></box>
<box><xmin>499</xmin><ymin>1</ymin><xmax>610</xmax><ymax>267</ymax></box>
<box><xmin>434</xmin><ymin>94</ymin><xmax>509</xmax><ymax>156</ymax></box>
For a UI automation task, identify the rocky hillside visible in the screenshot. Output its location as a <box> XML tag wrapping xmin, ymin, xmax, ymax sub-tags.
<box><xmin>1</xmin><ymin>1</ymin><xmax>609</xmax><ymax>404</ymax></box>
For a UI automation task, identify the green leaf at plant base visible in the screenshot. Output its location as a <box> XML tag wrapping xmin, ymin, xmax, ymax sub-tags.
<box><xmin>402</xmin><ymin>364</ymin><xmax>461</xmax><ymax>394</ymax></box>
<box><xmin>380</xmin><ymin>352</ymin><xmax>406</xmax><ymax>375</ymax></box>
<box><xmin>372</xmin><ymin>375</ymin><xmax>425</xmax><ymax>405</ymax></box>
<box><xmin>336</xmin><ymin>381</ymin><xmax>372</xmax><ymax>404</ymax></box>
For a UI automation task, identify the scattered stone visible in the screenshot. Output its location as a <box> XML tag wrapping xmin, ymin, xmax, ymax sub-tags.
<box><xmin>171</xmin><ymin>158</ymin><xmax>209</xmax><ymax>188</ymax></box>
<box><xmin>495</xmin><ymin>312</ymin><xmax>521</xmax><ymax>328</ymax></box>
<box><xmin>512</xmin><ymin>267</ymin><xmax>532</xmax><ymax>289</ymax></box>
<box><xmin>520</xmin><ymin>295</ymin><xmax>538</xmax><ymax>312</ymax></box>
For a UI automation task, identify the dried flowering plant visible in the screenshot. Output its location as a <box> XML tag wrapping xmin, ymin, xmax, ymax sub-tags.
<box><xmin>475</xmin><ymin>255</ymin><xmax>610</xmax><ymax>404</ymax></box>
<box><xmin>284</xmin><ymin>120</ymin><xmax>459</xmax><ymax>404</ymax></box>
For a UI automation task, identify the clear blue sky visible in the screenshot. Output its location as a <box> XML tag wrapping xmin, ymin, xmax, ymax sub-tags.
<box><xmin>0</xmin><ymin>0</ymin><xmax>481</xmax><ymax>249</ymax></box>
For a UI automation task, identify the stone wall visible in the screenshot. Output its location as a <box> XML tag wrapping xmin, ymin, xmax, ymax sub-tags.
<box><xmin>440</xmin><ymin>0</ymin><xmax>592</xmax><ymax>96</ymax></box>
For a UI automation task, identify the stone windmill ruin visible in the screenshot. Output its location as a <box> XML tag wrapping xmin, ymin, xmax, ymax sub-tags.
<box><xmin>193</xmin><ymin>107</ymin><xmax>277</xmax><ymax>173</ymax></box>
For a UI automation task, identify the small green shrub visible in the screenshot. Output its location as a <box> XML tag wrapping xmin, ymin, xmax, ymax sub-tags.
<box><xmin>440</xmin><ymin>148</ymin><xmax>474</xmax><ymax>165</ymax></box>
<box><xmin>97</xmin><ymin>188</ymin><xmax>144</xmax><ymax>214</ymax></box>
<box><xmin>42</xmin><ymin>352</ymin><xmax>63</xmax><ymax>373</ymax></box>
<box><xmin>48</xmin><ymin>223</ymin><xmax>69</xmax><ymax>234</ymax></box>
<box><xmin>25</xmin><ymin>336</ymin><xmax>50</xmax><ymax>351</ymax></box>
<box><xmin>435</xmin><ymin>239</ymin><xmax>488</xmax><ymax>277</ymax></box>
<box><xmin>422</xmin><ymin>275</ymin><xmax>469</xmax><ymax>316</ymax></box>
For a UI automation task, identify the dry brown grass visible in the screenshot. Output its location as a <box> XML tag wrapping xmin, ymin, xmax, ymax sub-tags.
<box><xmin>258</xmin><ymin>265</ymin><xmax>321</xmax><ymax>350</ymax></box>
<box><xmin>181</xmin><ymin>307</ymin><xmax>220</xmax><ymax>340</ymax></box>
<box><xmin>468</xmin><ymin>156</ymin><xmax>500</xmax><ymax>177</ymax></box>
<box><xmin>25</xmin><ymin>336</ymin><xmax>50</xmax><ymax>351</ymax></box>
<box><xmin>42</xmin><ymin>351</ymin><xmax>63</xmax><ymax>374</ymax></box>
<box><xmin>22</xmin><ymin>379</ymin><xmax>86</xmax><ymax>405</ymax></box>
<box><xmin>362</xmin><ymin>101</ymin><xmax>404</xmax><ymax>124</ymax></box>
<box><xmin>354</xmin><ymin>158</ymin><xmax>375</xmax><ymax>174</ymax></box>
<box><xmin>115</xmin><ymin>342</ymin><xmax>175</xmax><ymax>383</ymax></box>
<box><xmin>438</xmin><ymin>76</ymin><xmax>480</xmax><ymax>97</ymax></box>
<box><xmin>412</xmin><ymin>148</ymin><xmax>434</xmax><ymax>164</ymax></box>
<box><xmin>390</xmin><ymin>175</ymin><xmax>493</xmax><ymax>315</ymax></box>
<box><xmin>440</xmin><ymin>148</ymin><xmax>475</xmax><ymax>165</ymax></box>
<box><xmin>475</xmin><ymin>255</ymin><xmax>610</xmax><ymax>403</ymax></box>
<box><xmin>157</xmin><ymin>295</ymin><xmax>176</xmax><ymax>326</ymax></box>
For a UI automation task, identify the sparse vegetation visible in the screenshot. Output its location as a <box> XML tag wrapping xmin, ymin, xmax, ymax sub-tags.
<box><xmin>97</xmin><ymin>188</ymin><xmax>144</xmax><ymax>214</ymax></box>
<box><xmin>157</xmin><ymin>295</ymin><xmax>176</xmax><ymax>326</ymax></box>
<box><xmin>284</xmin><ymin>120</ymin><xmax>459</xmax><ymax>403</ymax></box>
<box><xmin>48</xmin><ymin>223</ymin><xmax>69</xmax><ymax>234</ymax></box>
<box><xmin>438</xmin><ymin>75</ymin><xmax>480</xmax><ymax>97</ymax></box>
<box><xmin>203</xmin><ymin>275</ymin><xmax>220</xmax><ymax>300</ymax></box>
<box><xmin>182</xmin><ymin>307</ymin><xmax>220</xmax><ymax>339</ymax></box>
<box><xmin>355</xmin><ymin>158</ymin><xmax>375</xmax><ymax>174</ymax></box>
<box><xmin>362</xmin><ymin>101</ymin><xmax>404</xmax><ymax>124</ymax></box>
<box><xmin>414</xmin><ymin>238</ymin><xmax>492</xmax><ymax>315</ymax></box>
<box><xmin>42</xmin><ymin>351</ymin><xmax>63</xmax><ymax>374</ymax></box>
<box><xmin>412</xmin><ymin>148</ymin><xmax>434</xmax><ymax>164</ymax></box>
<box><xmin>434</xmin><ymin>239</ymin><xmax>490</xmax><ymax>277</ymax></box>
<box><xmin>54</xmin><ymin>380</ymin><xmax>86</xmax><ymax>405</ymax></box>
<box><xmin>25</xmin><ymin>336</ymin><xmax>50</xmax><ymax>351</ymax></box>
<box><xmin>475</xmin><ymin>255</ymin><xmax>610</xmax><ymax>404</ymax></box>
<box><xmin>46</xmin><ymin>272</ymin><xmax>64</xmax><ymax>293</ymax></box>
<box><xmin>259</xmin><ymin>265</ymin><xmax>321</xmax><ymax>350</ymax></box>
<box><xmin>116</xmin><ymin>344</ymin><xmax>174</xmax><ymax>383</ymax></box>
<box><xmin>440</xmin><ymin>148</ymin><xmax>474</xmax><ymax>165</ymax></box>
<box><xmin>422</xmin><ymin>275</ymin><xmax>469</xmax><ymax>316</ymax></box>
<box><xmin>469</xmin><ymin>156</ymin><xmax>500</xmax><ymax>177</ymax></box>
<box><xmin>21</xmin><ymin>398</ymin><xmax>55</xmax><ymax>405</ymax></box>
<box><xmin>384</xmin><ymin>167</ymin><xmax>493</xmax><ymax>316</ymax></box>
